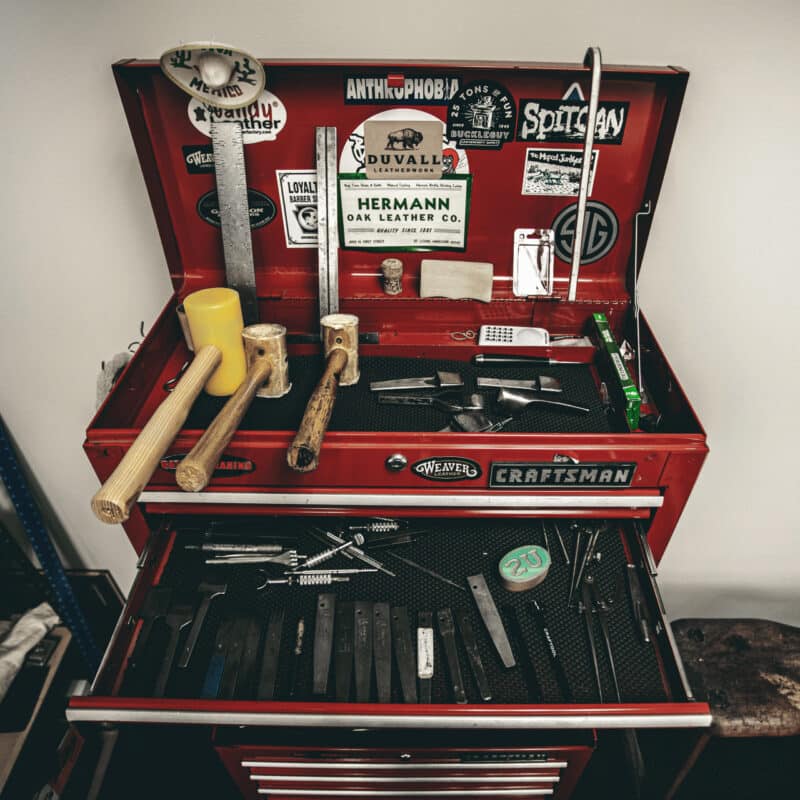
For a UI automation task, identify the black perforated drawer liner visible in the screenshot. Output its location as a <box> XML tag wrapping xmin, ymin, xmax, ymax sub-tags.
<box><xmin>183</xmin><ymin>355</ymin><xmax>613</xmax><ymax>434</ymax></box>
<box><xmin>121</xmin><ymin>517</ymin><xmax>674</xmax><ymax>706</ymax></box>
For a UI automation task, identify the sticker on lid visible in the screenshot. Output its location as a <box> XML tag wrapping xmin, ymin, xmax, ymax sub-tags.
<box><xmin>188</xmin><ymin>89</ymin><xmax>287</xmax><ymax>144</ymax></box>
<box><xmin>344</xmin><ymin>73</ymin><xmax>461</xmax><ymax>105</ymax></box>
<box><xmin>521</xmin><ymin>148</ymin><xmax>598</xmax><ymax>196</ymax></box>
<box><xmin>340</xmin><ymin>109</ymin><xmax>470</xmax><ymax>176</ymax></box>
<box><xmin>276</xmin><ymin>170</ymin><xmax>318</xmax><ymax>248</ymax></box>
<box><xmin>183</xmin><ymin>144</ymin><xmax>215</xmax><ymax>173</ymax></box>
<box><xmin>446</xmin><ymin>80</ymin><xmax>516</xmax><ymax>150</ymax></box>
<box><xmin>516</xmin><ymin>98</ymin><xmax>628</xmax><ymax>144</ymax></box>
<box><xmin>196</xmin><ymin>188</ymin><xmax>277</xmax><ymax>228</ymax></box>
<box><xmin>364</xmin><ymin>120</ymin><xmax>445</xmax><ymax>179</ymax></box>
<box><xmin>552</xmin><ymin>201</ymin><xmax>618</xmax><ymax>264</ymax></box>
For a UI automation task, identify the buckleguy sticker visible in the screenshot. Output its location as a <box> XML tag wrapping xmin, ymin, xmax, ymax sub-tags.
<box><xmin>339</xmin><ymin>109</ymin><xmax>470</xmax><ymax>176</ymax></box>
<box><xmin>183</xmin><ymin>144</ymin><xmax>215</xmax><ymax>173</ymax></box>
<box><xmin>196</xmin><ymin>189</ymin><xmax>277</xmax><ymax>228</ymax></box>
<box><xmin>447</xmin><ymin>80</ymin><xmax>516</xmax><ymax>150</ymax></box>
<box><xmin>552</xmin><ymin>201</ymin><xmax>618</xmax><ymax>264</ymax></box>
<box><xmin>516</xmin><ymin>99</ymin><xmax>628</xmax><ymax>144</ymax></box>
<box><xmin>189</xmin><ymin>89</ymin><xmax>287</xmax><ymax>143</ymax></box>
<box><xmin>276</xmin><ymin>170</ymin><xmax>318</xmax><ymax>248</ymax></box>
<box><xmin>344</xmin><ymin>74</ymin><xmax>460</xmax><ymax>105</ymax></box>
<box><xmin>521</xmin><ymin>148</ymin><xmax>598</xmax><ymax>196</ymax></box>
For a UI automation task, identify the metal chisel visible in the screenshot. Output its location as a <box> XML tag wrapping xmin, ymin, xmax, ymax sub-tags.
<box><xmin>370</xmin><ymin>371</ymin><xmax>463</xmax><ymax>392</ymax></box>
<box><xmin>504</xmin><ymin>606</ymin><xmax>543</xmax><ymax>703</ymax></box>
<box><xmin>354</xmin><ymin>601</ymin><xmax>374</xmax><ymax>702</ymax></box>
<box><xmin>528</xmin><ymin>599</ymin><xmax>573</xmax><ymax>702</ymax></box>
<box><xmin>334</xmin><ymin>601</ymin><xmax>354</xmax><ymax>702</ymax></box>
<box><xmin>476</xmin><ymin>376</ymin><xmax>562</xmax><ymax>393</ymax></box>
<box><xmin>312</xmin><ymin>593</ymin><xmax>336</xmax><ymax>696</ymax></box>
<box><xmin>218</xmin><ymin>616</ymin><xmax>248</xmax><ymax>700</ymax></box>
<box><xmin>201</xmin><ymin>619</ymin><xmax>231</xmax><ymax>699</ymax></box>
<box><xmin>237</xmin><ymin>616</ymin><xmax>263</xmax><ymax>698</ymax></box>
<box><xmin>153</xmin><ymin>604</ymin><xmax>193</xmax><ymax>697</ymax></box>
<box><xmin>391</xmin><ymin>607</ymin><xmax>418</xmax><ymax>704</ymax></box>
<box><xmin>287</xmin><ymin>618</ymin><xmax>305</xmax><ymax>699</ymax></box>
<box><xmin>454</xmin><ymin>609</ymin><xmax>492</xmax><ymax>701</ymax></box>
<box><xmin>437</xmin><ymin>609</ymin><xmax>467</xmax><ymax>704</ymax></box>
<box><xmin>177</xmin><ymin>582</ymin><xmax>227</xmax><ymax>668</ymax></box>
<box><xmin>373</xmin><ymin>603</ymin><xmax>392</xmax><ymax>703</ymax></box>
<box><xmin>467</xmin><ymin>574</ymin><xmax>516</xmax><ymax>668</ymax></box>
<box><xmin>257</xmin><ymin>608</ymin><xmax>285</xmax><ymax>700</ymax></box>
<box><xmin>417</xmin><ymin>611</ymin><xmax>434</xmax><ymax>703</ymax></box>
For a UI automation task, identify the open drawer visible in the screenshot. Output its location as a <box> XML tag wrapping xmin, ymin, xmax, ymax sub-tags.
<box><xmin>68</xmin><ymin>513</ymin><xmax>709</xmax><ymax>730</ymax></box>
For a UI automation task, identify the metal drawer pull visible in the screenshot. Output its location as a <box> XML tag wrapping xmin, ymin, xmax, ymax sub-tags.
<box><xmin>242</xmin><ymin>761</ymin><xmax>568</xmax><ymax>770</ymax></box>
<box><xmin>256</xmin><ymin>790</ymin><xmax>553</xmax><ymax>797</ymax></box>
<box><xmin>250</xmin><ymin>775</ymin><xmax>560</xmax><ymax>784</ymax></box>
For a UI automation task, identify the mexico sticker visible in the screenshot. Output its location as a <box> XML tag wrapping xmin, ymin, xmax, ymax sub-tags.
<box><xmin>338</xmin><ymin>176</ymin><xmax>471</xmax><ymax>251</ymax></box>
<box><xmin>516</xmin><ymin>99</ymin><xmax>628</xmax><ymax>144</ymax></box>
<box><xmin>447</xmin><ymin>80</ymin><xmax>516</xmax><ymax>150</ymax></box>
<box><xmin>276</xmin><ymin>170</ymin><xmax>318</xmax><ymax>248</ymax></box>
<box><xmin>189</xmin><ymin>89</ymin><xmax>287</xmax><ymax>144</ymax></box>
<box><xmin>344</xmin><ymin>74</ymin><xmax>460</xmax><ymax>105</ymax></box>
<box><xmin>552</xmin><ymin>201</ymin><xmax>618</xmax><ymax>264</ymax></box>
<box><xmin>521</xmin><ymin>148</ymin><xmax>598</xmax><ymax>196</ymax></box>
<box><xmin>197</xmin><ymin>188</ymin><xmax>277</xmax><ymax>228</ymax></box>
<box><xmin>340</xmin><ymin>108</ymin><xmax>470</xmax><ymax>177</ymax></box>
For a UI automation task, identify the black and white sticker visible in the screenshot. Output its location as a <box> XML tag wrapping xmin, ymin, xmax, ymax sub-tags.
<box><xmin>340</xmin><ymin>109</ymin><xmax>470</xmax><ymax>176</ymax></box>
<box><xmin>411</xmin><ymin>457</ymin><xmax>482</xmax><ymax>482</ymax></box>
<box><xmin>188</xmin><ymin>89</ymin><xmax>287</xmax><ymax>144</ymax></box>
<box><xmin>552</xmin><ymin>201</ymin><xmax>618</xmax><ymax>264</ymax></box>
<box><xmin>276</xmin><ymin>170</ymin><xmax>318</xmax><ymax>248</ymax></box>
<box><xmin>516</xmin><ymin>99</ymin><xmax>628</xmax><ymax>144</ymax></box>
<box><xmin>490</xmin><ymin>462</ymin><xmax>636</xmax><ymax>488</ymax></box>
<box><xmin>447</xmin><ymin>80</ymin><xmax>516</xmax><ymax>150</ymax></box>
<box><xmin>196</xmin><ymin>188</ymin><xmax>277</xmax><ymax>228</ymax></box>
<box><xmin>521</xmin><ymin>148</ymin><xmax>598</xmax><ymax>196</ymax></box>
<box><xmin>344</xmin><ymin>74</ymin><xmax>460</xmax><ymax>105</ymax></box>
<box><xmin>183</xmin><ymin>144</ymin><xmax>215</xmax><ymax>174</ymax></box>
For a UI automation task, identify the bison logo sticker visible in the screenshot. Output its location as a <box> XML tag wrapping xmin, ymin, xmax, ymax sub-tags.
<box><xmin>364</xmin><ymin>120</ymin><xmax>445</xmax><ymax>179</ymax></box>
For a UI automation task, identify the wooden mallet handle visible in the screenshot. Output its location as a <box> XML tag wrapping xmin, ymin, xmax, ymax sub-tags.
<box><xmin>90</xmin><ymin>345</ymin><xmax>222</xmax><ymax>524</ymax></box>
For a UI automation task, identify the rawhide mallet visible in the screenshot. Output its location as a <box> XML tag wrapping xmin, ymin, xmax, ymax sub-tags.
<box><xmin>91</xmin><ymin>288</ymin><xmax>246</xmax><ymax>524</ymax></box>
<box><xmin>287</xmin><ymin>313</ymin><xmax>359</xmax><ymax>473</ymax></box>
<box><xmin>176</xmin><ymin>323</ymin><xmax>290</xmax><ymax>492</ymax></box>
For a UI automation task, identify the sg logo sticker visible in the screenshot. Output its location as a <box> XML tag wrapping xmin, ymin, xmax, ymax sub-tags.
<box><xmin>552</xmin><ymin>201</ymin><xmax>619</xmax><ymax>265</ymax></box>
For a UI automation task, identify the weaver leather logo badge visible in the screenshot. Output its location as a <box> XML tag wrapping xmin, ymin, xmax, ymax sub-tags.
<box><xmin>516</xmin><ymin>99</ymin><xmax>628</xmax><ymax>144</ymax></box>
<box><xmin>161</xmin><ymin>454</ymin><xmax>255</xmax><ymax>477</ymax></box>
<box><xmin>552</xmin><ymin>201</ymin><xmax>618</xmax><ymax>264</ymax></box>
<box><xmin>344</xmin><ymin>74</ymin><xmax>460</xmax><ymax>105</ymax></box>
<box><xmin>183</xmin><ymin>144</ymin><xmax>215</xmax><ymax>173</ymax></box>
<box><xmin>490</xmin><ymin>462</ymin><xmax>636</xmax><ymax>488</ymax></box>
<box><xmin>196</xmin><ymin>189</ymin><xmax>276</xmax><ymax>229</ymax></box>
<box><xmin>412</xmin><ymin>457</ymin><xmax>482</xmax><ymax>482</ymax></box>
<box><xmin>447</xmin><ymin>80</ymin><xmax>516</xmax><ymax>150</ymax></box>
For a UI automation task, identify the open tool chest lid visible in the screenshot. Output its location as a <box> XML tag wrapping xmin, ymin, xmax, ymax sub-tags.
<box><xmin>113</xmin><ymin>55</ymin><xmax>688</xmax><ymax>331</ymax></box>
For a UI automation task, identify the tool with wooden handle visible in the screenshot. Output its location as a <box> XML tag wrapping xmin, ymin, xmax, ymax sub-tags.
<box><xmin>287</xmin><ymin>313</ymin><xmax>359</xmax><ymax>472</ymax></box>
<box><xmin>176</xmin><ymin>323</ymin><xmax>289</xmax><ymax>492</ymax></box>
<box><xmin>91</xmin><ymin>288</ymin><xmax>246</xmax><ymax>524</ymax></box>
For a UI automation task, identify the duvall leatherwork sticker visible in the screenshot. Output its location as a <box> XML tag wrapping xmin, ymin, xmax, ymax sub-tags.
<box><xmin>364</xmin><ymin>120</ymin><xmax>445</xmax><ymax>179</ymax></box>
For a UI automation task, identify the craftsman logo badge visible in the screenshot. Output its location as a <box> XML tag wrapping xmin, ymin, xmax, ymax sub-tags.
<box><xmin>183</xmin><ymin>144</ymin><xmax>215</xmax><ymax>173</ymax></box>
<box><xmin>188</xmin><ymin>89</ymin><xmax>287</xmax><ymax>143</ymax></box>
<box><xmin>490</xmin><ymin>462</ymin><xmax>636</xmax><ymax>488</ymax></box>
<box><xmin>344</xmin><ymin>74</ymin><xmax>460</xmax><ymax>104</ymax></box>
<box><xmin>340</xmin><ymin>109</ymin><xmax>470</xmax><ymax>176</ymax></box>
<box><xmin>552</xmin><ymin>201</ymin><xmax>618</xmax><ymax>264</ymax></box>
<box><xmin>412</xmin><ymin>457</ymin><xmax>482</xmax><ymax>482</ymax></box>
<box><xmin>160</xmin><ymin>454</ymin><xmax>255</xmax><ymax>477</ymax></box>
<box><xmin>276</xmin><ymin>170</ymin><xmax>318</xmax><ymax>248</ymax></box>
<box><xmin>516</xmin><ymin>99</ymin><xmax>628</xmax><ymax>144</ymax></box>
<box><xmin>197</xmin><ymin>189</ymin><xmax>276</xmax><ymax>228</ymax></box>
<box><xmin>364</xmin><ymin>120</ymin><xmax>444</xmax><ymax>179</ymax></box>
<box><xmin>447</xmin><ymin>80</ymin><xmax>516</xmax><ymax>150</ymax></box>
<box><xmin>521</xmin><ymin>148</ymin><xmax>598</xmax><ymax>196</ymax></box>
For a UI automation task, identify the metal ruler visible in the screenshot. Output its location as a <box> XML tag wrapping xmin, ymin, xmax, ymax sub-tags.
<box><xmin>316</xmin><ymin>126</ymin><xmax>339</xmax><ymax>318</ymax></box>
<box><xmin>211</xmin><ymin>121</ymin><xmax>259</xmax><ymax>325</ymax></box>
<box><xmin>0</xmin><ymin>417</ymin><xmax>100</xmax><ymax>671</ymax></box>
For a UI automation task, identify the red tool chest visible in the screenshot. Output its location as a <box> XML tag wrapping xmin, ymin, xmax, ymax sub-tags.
<box><xmin>70</xmin><ymin>53</ymin><xmax>710</xmax><ymax>798</ymax></box>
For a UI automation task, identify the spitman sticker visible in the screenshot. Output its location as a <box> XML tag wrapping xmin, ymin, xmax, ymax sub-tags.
<box><xmin>490</xmin><ymin>462</ymin><xmax>636</xmax><ymax>488</ymax></box>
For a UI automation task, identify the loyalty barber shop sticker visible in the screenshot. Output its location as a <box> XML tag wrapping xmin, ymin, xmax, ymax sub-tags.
<box><xmin>521</xmin><ymin>148</ymin><xmax>598</xmax><ymax>196</ymax></box>
<box><xmin>196</xmin><ymin>188</ymin><xmax>277</xmax><ymax>228</ymax></box>
<box><xmin>276</xmin><ymin>170</ymin><xmax>318</xmax><ymax>248</ymax></box>
<box><xmin>189</xmin><ymin>89</ymin><xmax>287</xmax><ymax>143</ymax></box>
<box><xmin>340</xmin><ymin>109</ymin><xmax>470</xmax><ymax>176</ymax></box>
<box><xmin>447</xmin><ymin>80</ymin><xmax>516</xmax><ymax>150</ymax></box>
<box><xmin>516</xmin><ymin>98</ymin><xmax>628</xmax><ymax>144</ymax></box>
<box><xmin>552</xmin><ymin>201</ymin><xmax>618</xmax><ymax>264</ymax></box>
<box><xmin>412</xmin><ymin>457</ymin><xmax>482</xmax><ymax>482</ymax></box>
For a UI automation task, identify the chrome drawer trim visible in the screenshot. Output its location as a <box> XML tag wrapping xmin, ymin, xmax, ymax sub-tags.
<box><xmin>242</xmin><ymin>761</ymin><xmax>568</xmax><ymax>770</ymax></box>
<box><xmin>140</xmin><ymin>491</ymin><xmax>663</xmax><ymax>510</ymax></box>
<box><xmin>256</xmin><ymin>790</ymin><xmax>553</xmax><ymax>797</ymax></box>
<box><xmin>249</xmin><ymin>775</ymin><xmax>560</xmax><ymax>783</ymax></box>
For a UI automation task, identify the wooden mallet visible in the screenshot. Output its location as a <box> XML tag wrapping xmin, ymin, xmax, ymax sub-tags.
<box><xmin>176</xmin><ymin>323</ymin><xmax>290</xmax><ymax>492</ymax></box>
<box><xmin>287</xmin><ymin>314</ymin><xmax>359</xmax><ymax>473</ymax></box>
<box><xmin>90</xmin><ymin>287</ymin><xmax>246</xmax><ymax>524</ymax></box>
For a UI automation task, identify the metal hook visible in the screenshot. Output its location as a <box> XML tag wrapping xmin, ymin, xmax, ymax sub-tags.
<box><xmin>163</xmin><ymin>360</ymin><xmax>190</xmax><ymax>392</ymax></box>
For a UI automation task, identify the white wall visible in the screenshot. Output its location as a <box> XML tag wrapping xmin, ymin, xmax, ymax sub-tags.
<box><xmin>2</xmin><ymin>0</ymin><xmax>798</xmax><ymax>621</ymax></box>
